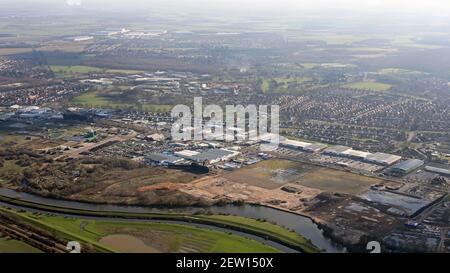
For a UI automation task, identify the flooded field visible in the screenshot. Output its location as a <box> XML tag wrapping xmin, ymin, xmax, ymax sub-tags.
<box><xmin>360</xmin><ymin>190</ymin><xmax>430</xmax><ymax>216</ymax></box>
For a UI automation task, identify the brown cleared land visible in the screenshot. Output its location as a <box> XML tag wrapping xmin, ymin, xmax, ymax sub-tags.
<box><xmin>297</xmin><ymin>168</ymin><xmax>381</xmax><ymax>195</ymax></box>
<box><xmin>223</xmin><ymin>159</ymin><xmax>315</xmax><ymax>189</ymax></box>
<box><xmin>222</xmin><ymin>159</ymin><xmax>380</xmax><ymax>194</ymax></box>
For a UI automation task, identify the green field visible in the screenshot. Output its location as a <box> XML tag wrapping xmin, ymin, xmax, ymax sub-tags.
<box><xmin>197</xmin><ymin>215</ymin><xmax>319</xmax><ymax>253</ymax></box>
<box><xmin>0</xmin><ymin>196</ymin><xmax>319</xmax><ymax>253</ymax></box>
<box><xmin>0</xmin><ymin>237</ymin><xmax>42</xmax><ymax>253</ymax></box>
<box><xmin>1</xmin><ymin>209</ymin><xmax>279</xmax><ymax>253</ymax></box>
<box><xmin>50</xmin><ymin>65</ymin><xmax>145</xmax><ymax>77</ymax></box>
<box><xmin>300</xmin><ymin>63</ymin><xmax>357</xmax><ymax>69</ymax></box>
<box><xmin>70</xmin><ymin>92</ymin><xmax>172</xmax><ymax>112</ymax></box>
<box><xmin>342</xmin><ymin>81</ymin><xmax>392</xmax><ymax>92</ymax></box>
<box><xmin>390</xmin><ymin>36</ymin><xmax>444</xmax><ymax>49</ymax></box>
<box><xmin>261</xmin><ymin>76</ymin><xmax>313</xmax><ymax>93</ymax></box>
<box><xmin>378</xmin><ymin>68</ymin><xmax>425</xmax><ymax>76</ymax></box>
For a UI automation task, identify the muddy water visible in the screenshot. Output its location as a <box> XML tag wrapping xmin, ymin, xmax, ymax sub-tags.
<box><xmin>0</xmin><ymin>187</ymin><xmax>345</xmax><ymax>252</ymax></box>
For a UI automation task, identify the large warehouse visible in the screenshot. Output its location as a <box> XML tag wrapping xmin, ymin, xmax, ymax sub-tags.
<box><xmin>390</xmin><ymin>159</ymin><xmax>424</xmax><ymax>176</ymax></box>
<box><xmin>366</xmin><ymin>152</ymin><xmax>402</xmax><ymax>166</ymax></box>
<box><xmin>340</xmin><ymin>149</ymin><xmax>372</xmax><ymax>160</ymax></box>
<box><xmin>175</xmin><ymin>149</ymin><xmax>239</xmax><ymax>164</ymax></box>
<box><xmin>323</xmin><ymin>145</ymin><xmax>351</xmax><ymax>156</ymax></box>
<box><xmin>323</xmin><ymin>145</ymin><xmax>370</xmax><ymax>160</ymax></box>
<box><xmin>324</xmin><ymin>145</ymin><xmax>401</xmax><ymax>166</ymax></box>
<box><xmin>280</xmin><ymin>139</ymin><xmax>327</xmax><ymax>153</ymax></box>
<box><xmin>424</xmin><ymin>166</ymin><xmax>450</xmax><ymax>177</ymax></box>
<box><xmin>146</xmin><ymin>153</ymin><xmax>184</xmax><ymax>165</ymax></box>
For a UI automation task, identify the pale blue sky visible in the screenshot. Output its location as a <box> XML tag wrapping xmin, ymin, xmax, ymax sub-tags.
<box><xmin>2</xmin><ymin>0</ymin><xmax>450</xmax><ymax>17</ymax></box>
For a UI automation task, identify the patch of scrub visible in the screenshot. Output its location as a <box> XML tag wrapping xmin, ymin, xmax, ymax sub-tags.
<box><xmin>99</xmin><ymin>234</ymin><xmax>159</xmax><ymax>253</ymax></box>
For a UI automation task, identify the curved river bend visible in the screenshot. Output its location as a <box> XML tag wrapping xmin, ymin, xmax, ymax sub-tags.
<box><xmin>0</xmin><ymin>188</ymin><xmax>346</xmax><ymax>253</ymax></box>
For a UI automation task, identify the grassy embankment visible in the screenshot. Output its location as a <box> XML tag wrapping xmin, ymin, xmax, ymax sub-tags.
<box><xmin>0</xmin><ymin>196</ymin><xmax>319</xmax><ymax>253</ymax></box>
<box><xmin>0</xmin><ymin>236</ymin><xmax>42</xmax><ymax>253</ymax></box>
<box><xmin>0</xmin><ymin>207</ymin><xmax>280</xmax><ymax>253</ymax></box>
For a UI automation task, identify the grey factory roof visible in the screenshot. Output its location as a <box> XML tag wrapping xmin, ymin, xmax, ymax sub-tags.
<box><xmin>424</xmin><ymin>166</ymin><xmax>450</xmax><ymax>176</ymax></box>
<box><xmin>304</xmin><ymin>143</ymin><xmax>328</xmax><ymax>152</ymax></box>
<box><xmin>324</xmin><ymin>145</ymin><xmax>351</xmax><ymax>154</ymax></box>
<box><xmin>366</xmin><ymin>152</ymin><xmax>402</xmax><ymax>165</ymax></box>
<box><xmin>188</xmin><ymin>149</ymin><xmax>236</xmax><ymax>162</ymax></box>
<box><xmin>391</xmin><ymin>159</ymin><xmax>424</xmax><ymax>172</ymax></box>
<box><xmin>146</xmin><ymin>153</ymin><xmax>182</xmax><ymax>164</ymax></box>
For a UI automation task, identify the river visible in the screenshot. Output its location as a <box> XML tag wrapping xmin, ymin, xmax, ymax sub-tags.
<box><xmin>0</xmin><ymin>187</ymin><xmax>346</xmax><ymax>252</ymax></box>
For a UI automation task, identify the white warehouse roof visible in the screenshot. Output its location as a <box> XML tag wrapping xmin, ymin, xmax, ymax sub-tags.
<box><xmin>340</xmin><ymin>149</ymin><xmax>372</xmax><ymax>159</ymax></box>
<box><xmin>366</xmin><ymin>152</ymin><xmax>402</xmax><ymax>166</ymax></box>
<box><xmin>174</xmin><ymin>150</ymin><xmax>199</xmax><ymax>158</ymax></box>
<box><xmin>281</xmin><ymin>139</ymin><xmax>312</xmax><ymax>148</ymax></box>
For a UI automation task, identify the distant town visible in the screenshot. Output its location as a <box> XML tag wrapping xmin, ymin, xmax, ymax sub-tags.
<box><xmin>0</xmin><ymin>0</ymin><xmax>449</xmax><ymax>254</ymax></box>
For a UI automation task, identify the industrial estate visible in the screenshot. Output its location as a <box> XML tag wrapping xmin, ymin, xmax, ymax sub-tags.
<box><xmin>0</xmin><ymin>0</ymin><xmax>449</xmax><ymax>254</ymax></box>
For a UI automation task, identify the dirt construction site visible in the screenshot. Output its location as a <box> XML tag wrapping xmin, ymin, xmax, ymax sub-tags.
<box><xmin>138</xmin><ymin>159</ymin><xmax>445</xmax><ymax>247</ymax></box>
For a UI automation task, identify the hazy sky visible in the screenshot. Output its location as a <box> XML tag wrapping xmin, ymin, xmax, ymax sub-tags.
<box><xmin>1</xmin><ymin>0</ymin><xmax>449</xmax><ymax>10</ymax></box>
<box><xmin>2</xmin><ymin>0</ymin><xmax>450</xmax><ymax>19</ymax></box>
<box><xmin>70</xmin><ymin>0</ymin><xmax>450</xmax><ymax>13</ymax></box>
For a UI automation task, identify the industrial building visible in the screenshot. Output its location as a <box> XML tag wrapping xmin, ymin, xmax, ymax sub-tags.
<box><xmin>281</xmin><ymin>139</ymin><xmax>311</xmax><ymax>149</ymax></box>
<box><xmin>390</xmin><ymin>159</ymin><xmax>424</xmax><ymax>176</ymax></box>
<box><xmin>424</xmin><ymin>166</ymin><xmax>450</xmax><ymax>177</ymax></box>
<box><xmin>323</xmin><ymin>145</ymin><xmax>402</xmax><ymax>166</ymax></box>
<box><xmin>366</xmin><ymin>152</ymin><xmax>402</xmax><ymax>166</ymax></box>
<box><xmin>323</xmin><ymin>145</ymin><xmax>351</xmax><ymax>156</ymax></box>
<box><xmin>324</xmin><ymin>145</ymin><xmax>370</xmax><ymax>160</ymax></box>
<box><xmin>146</xmin><ymin>153</ymin><xmax>183</xmax><ymax>165</ymax></box>
<box><xmin>304</xmin><ymin>144</ymin><xmax>328</xmax><ymax>153</ymax></box>
<box><xmin>174</xmin><ymin>149</ymin><xmax>239</xmax><ymax>164</ymax></box>
<box><xmin>280</xmin><ymin>139</ymin><xmax>327</xmax><ymax>153</ymax></box>
<box><xmin>340</xmin><ymin>149</ymin><xmax>372</xmax><ymax>160</ymax></box>
<box><xmin>16</xmin><ymin>106</ymin><xmax>63</xmax><ymax>119</ymax></box>
<box><xmin>175</xmin><ymin>150</ymin><xmax>199</xmax><ymax>159</ymax></box>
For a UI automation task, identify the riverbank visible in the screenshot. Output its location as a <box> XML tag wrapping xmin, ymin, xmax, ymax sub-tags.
<box><xmin>0</xmin><ymin>187</ymin><xmax>345</xmax><ymax>252</ymax></box>
<box><xmin>0</xmin><ymin>194</ymin><xmax>320</xmax><ymax>253</ymax></box>
<box><xmin>0</xmin><ymin>207</ymin><xmax>284</xmax><ymax>253</ymax></box>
